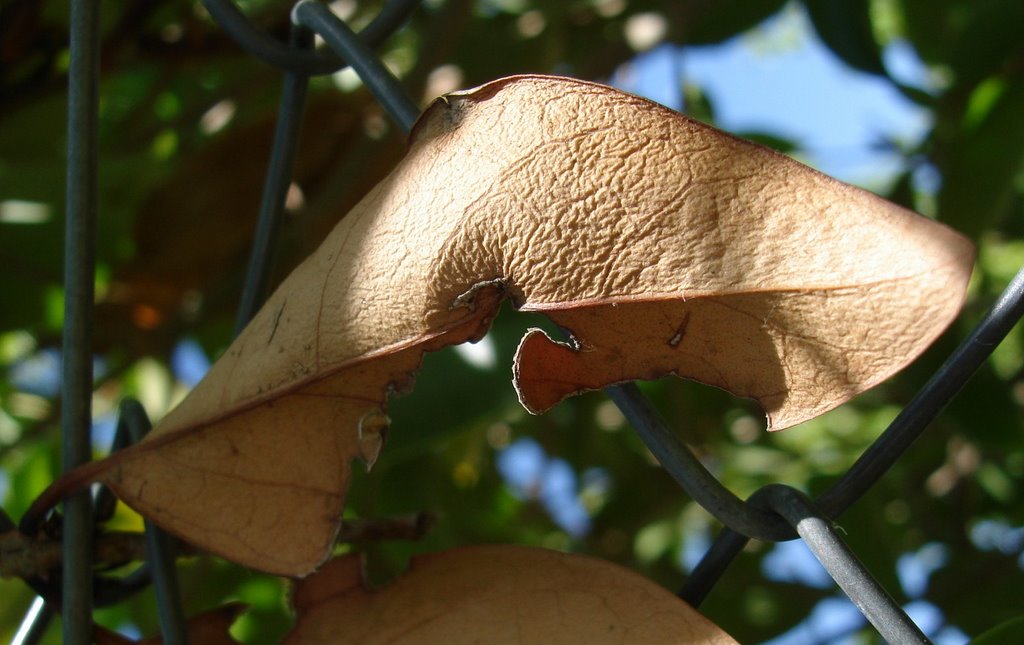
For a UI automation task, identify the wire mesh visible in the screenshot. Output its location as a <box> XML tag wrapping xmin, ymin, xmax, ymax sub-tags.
<box><xmin>18</xmin><ymin>0</ymin><xmax>1024</xmax><ymax>642</ymax></box>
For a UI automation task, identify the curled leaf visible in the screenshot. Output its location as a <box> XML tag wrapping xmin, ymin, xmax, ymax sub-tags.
<box><xmin>282</xmin><ymin>545</ymin><xmax>737</xmax><ymax>644</ymax></box>
<box><xmin>41</xmin><ymin>75</ymin><xmax>973</xmax><ymax>575</ymax></box>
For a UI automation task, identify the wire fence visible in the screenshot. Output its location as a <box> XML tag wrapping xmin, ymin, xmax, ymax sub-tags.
<box><xmin>13</xmin><ymin>1</ymin><xmax>1024</xmax><ymax>643</ymax></box>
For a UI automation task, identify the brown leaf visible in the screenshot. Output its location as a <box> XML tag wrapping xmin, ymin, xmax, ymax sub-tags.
<box><xmin>40</xmin><ymin>75</ymin><xmax>973</xmax><ymax>576</ymax></box>
<box><xmin>282</xmin><ymin>545</ymin><xmax>737</xmax><ymax>644</ymax></box>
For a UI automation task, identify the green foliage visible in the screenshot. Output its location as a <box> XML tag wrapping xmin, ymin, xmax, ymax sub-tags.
<box><xmin>972</xmin><ymin>614</ymin><xmax>1024</xmax><ymax>644</ymax></box>
<box><xmin>1</xmin><ymin>0</ymin><xmax>1022</xmax><ymax>642</ymax></box>
<box><xmin>803</xmin><ymin>0</ymin><xmax>886</xmax><ymax>75</ymax></box>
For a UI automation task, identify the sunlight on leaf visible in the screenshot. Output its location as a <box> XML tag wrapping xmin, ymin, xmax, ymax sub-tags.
<box><xmin>37</xmin><ymin>75</ymin><xmax>973</xmax><ymax>575</ymax></box>
<box><xmin>283</xmin><ymin>545</ymin><xmax>737</xmax><ymax>644</ymax></box>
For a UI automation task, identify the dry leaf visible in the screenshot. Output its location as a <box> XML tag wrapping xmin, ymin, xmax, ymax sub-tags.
<box><xmin>282</xmin><ymin>545</ymin><xmax>737</xmax><ymax>644</ymax></box>
<box><xmin>38</xmin><ymin>75</ymin><xmax>973</xmax><ymax>576</ymax></box>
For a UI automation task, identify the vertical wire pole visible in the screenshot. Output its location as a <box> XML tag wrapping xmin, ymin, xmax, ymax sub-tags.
<box><xmin>120</xmin><ymin>400</ymin><xmax>187</xmax><ymax>645</ymax></box>
<box><xmin>62</xmin><ymin>1</ymin><xmax>102</xmax><ymax>641</ymax></box>
<box><xmin>235</xmin><ymin>24</ymin><xmax>314</xmax><ymax>333</ymax></box>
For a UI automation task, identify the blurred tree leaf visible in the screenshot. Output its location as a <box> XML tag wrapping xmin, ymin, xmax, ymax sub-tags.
<box><xmin>938</xmin><ymin>79</ymin><xmax>1024</xmax><ymax>237</ymax></box>
<box><xmin>898</xmin><ymin>0</ymin><xmax>1024</xmax><ymax>87</ymax></box>
<box><xmin>674</xmin><ymin>0</ymin><xmax>790</xmax><ymax>45</ymax></box>
<box><xmin>802</xmin><ymin>0</ymin><xmax>887</xmax><ymax>76</ymax></box>
<box><xmin>971</xmin><ymin>614</ymin><xmax>1024</xmax><ymax>644</ymax></box>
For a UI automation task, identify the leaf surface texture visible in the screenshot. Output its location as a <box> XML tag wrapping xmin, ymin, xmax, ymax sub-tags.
<box><xmin>53</xmin><ymin>76</ymin><xmax>972</xmax><ymax>575</ymax></box>
<box><xmin>283</xmin><ymin>545</ymin><xmax>738</xmax><ymax>644</ymax></box>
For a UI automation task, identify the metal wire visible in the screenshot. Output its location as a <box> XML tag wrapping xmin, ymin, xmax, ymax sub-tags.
<box><xmin>235</xmin><ymin>23</ymin><xmax>314</xmax><ymax>333</ymax></box>
<box><xmin>14</xmin><ymin>2</ymin><xmax>421</xmax><ymax>638</ymax></box>
<box><xmin>755</xmin><ymin>485</ymin><xmax>931</xmax><ymax>644</ymax></box>
<box><xmin>681</xmin><ymin>265</ymin><xmax>1024</xmax><ymax>605</ymax></box>
<box><xmin>62</xmin><ymin>0</ymin><xmax>101</xmax><ymax>641</ymax></box>
<box><xmin>14</xmin><ymin>404</ymin><xmax>164</xmax><ymax>638</ymax></box>
<box><xmin>819</xmin><ymin>265</ymin><xmax>1024</xmax><ymax>516</ymax></box>
<box><xmin>229</xmin><ymin>0</ymin><xmax>421</xmax><ymax>329</ymax></box>
<box><xmin>292</xmin><ymin>1</ymin><xmax>420</xmax><ymax>132</ymax></box>
<box><xmin>615</xmin><ymin>265</ymin><xmax>1024</xmax><ymax>543</ymax></box>
<box><xmin>120</xmin><ymin>400</ymin><xmax>188</xmax><ymax>645</ymax></box>
<box><xmin>608</xmin><ymin>383</ymin><xmax>795</xmax><ymax>541</ymax></box>
<box><xmin>678</xmin><ymin>527</ymin><xmax>748</xmax><ymax>607</ymax></box>
<box><xmin>11</xmin><ymin>598</ymin><xmax>54</xmax><ymax>645</ymax></box>
<box><xmin>202</xmin><ymin>0</ymin><xmax>420</xmax><ymax>75</ymax></box>
<box><xmin>92</xmin><ymin>411</ymin><xmax>135</xmax><ymax>524</ymax></box>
